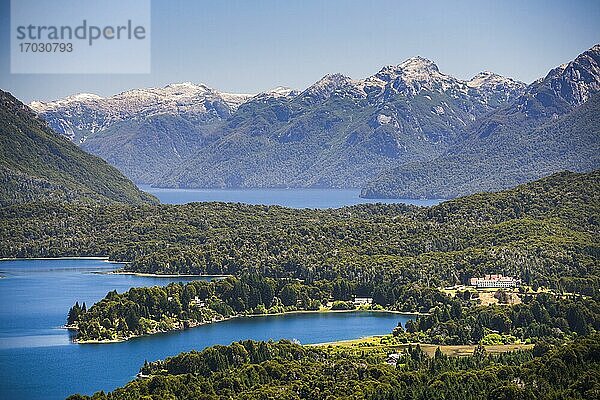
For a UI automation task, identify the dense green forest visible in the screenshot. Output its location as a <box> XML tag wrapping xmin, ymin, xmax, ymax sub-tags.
<box><xmin>0</xmin><ymin>165</ymin><xmax>596</xmax><ymax>396</ymax></box>
<box><xmin>67</xmin><ymin>274</ymin><xmax>460</xmax><ymax>341</ymax></box>
<box><xmin>67</xmin><ymin>333</ymin><xmax>600</xmax><ymax>399</ymax></box>
<box><xmin>0</xmin><ymin>90</ymin><xmax>156</xmax><ymax>206</ymax></box>
<box><xmin>68</xmin><ymin>275</ymin><xmax>327</xmax><ymax>341</ymax></box>
<box><xmin>68</xmin><ymin>271</ymin><xmax>599</xmax><ymax>345</ymax></box>
<box><xmin>395</xmin><ymin>292</ymin><xmax>600</xmax><ymax>345</ymax></box>
<box><xmin>2</xmin><ymin>170</ymin><xmax>598</xmax><ymax>293</ymax></box>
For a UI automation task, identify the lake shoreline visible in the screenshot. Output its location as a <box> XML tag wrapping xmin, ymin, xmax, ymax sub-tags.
<box><xmin>0</xmin><ymin>256</ymin><xmax>111</xmax><ymax>261</ymax></box>
<box><xmin>0</xmin><ymin>251</ymin><xmax>413</xmax><ymax>400</ymax></box>
<box><xmin>0</xmin><ymin>259</ymin><xmax>237</xmax><ymax>278</ymax></box>
<box><xmin>137</xmin><ymin>185</ymin><xmax>444</xmax><ymax>208</ymax></box>
<box><xmin>73</xmin><ymin>308</ymin><xmax>416</xmax><ymax>344</ymax></box>
<box><xmin>101</xmin><ymin>271</ymin><xmax>233</xmax><ymax>278</ymax></box>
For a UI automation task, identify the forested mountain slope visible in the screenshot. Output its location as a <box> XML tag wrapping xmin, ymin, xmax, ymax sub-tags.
<box><xmin>0</xmin><ymin>90</ymin><xmax>156</xmax><ymax>205</ymax></box>
<box><xmin>159</xmin><ymin>59</ymin><xmax>524</xmax><ymax>189</ymax></box>
<box><xmin>30</xmin><ymin>46</ymin><xmax>598</xmax><ymax>197</ymax></box>
<box><xmin>29</xmin><ymin>83</ymin><xmax>253</xmax><ymax>183</ymax></box>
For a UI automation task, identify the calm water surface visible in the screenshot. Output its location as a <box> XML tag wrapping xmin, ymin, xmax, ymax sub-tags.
<box><xmin>139</xmin><ymin>186</ymin><xmax>443</xmax><ymax>208</ymax></box>
<box><xmin>0</xmin><ymin>259</ymin><xmax>412</xmax><ymax>399</ymax></box>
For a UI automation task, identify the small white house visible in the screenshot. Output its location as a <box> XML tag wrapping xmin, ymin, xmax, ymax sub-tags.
<box><xmin>191</xmin><ymin>296</ymin><xmax>206</xmax><ymax>308</ymax></box>
<box><xmin>385</xmin><ymin>353</ymin><xmax>401</xmax><ymax>365</ymax></box>
<box><xmin>353</xmin><ymin>297</ymin><xmax>373</xmax><ymax>306</ymax></box>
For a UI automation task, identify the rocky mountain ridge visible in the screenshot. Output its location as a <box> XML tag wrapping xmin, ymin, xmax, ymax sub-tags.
<box><xmin>28</xmin><ymin>46</ymin><xmax>598</xmax><ymax>197</ymax></box>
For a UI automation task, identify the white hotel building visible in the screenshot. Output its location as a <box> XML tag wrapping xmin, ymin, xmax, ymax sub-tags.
<box><xmin>469</xmin><ymin>274</ymin><xmax>519</xmax><ymax>288</ymax></box>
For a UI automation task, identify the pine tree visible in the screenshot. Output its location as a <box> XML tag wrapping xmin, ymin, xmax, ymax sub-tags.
<box><xmin>67</xmin><ymin>302</ymin><xmax>82</xmax><ymax>325</ymax></box>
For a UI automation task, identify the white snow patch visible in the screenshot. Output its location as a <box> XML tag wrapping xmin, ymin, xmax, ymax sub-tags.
<box><xmin>377</xmin><ymin>114</ymin><xmax>392</xmax><ymax>124</ymax></box>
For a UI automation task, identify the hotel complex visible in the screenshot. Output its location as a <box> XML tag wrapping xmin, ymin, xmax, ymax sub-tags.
<box><xmin>469</xmin><ymin>274</ymin><xmax>520</xmax><ymax>288</ymax></box>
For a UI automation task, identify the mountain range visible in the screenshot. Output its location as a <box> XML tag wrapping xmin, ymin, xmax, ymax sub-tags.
<box><xmin>362</xmin><ymin>44</ymin><xmax>600</xmax><ymax>198</ymax></box>
<box><xmin>30</xmin><ymin>45</ymin><xmax>600</xmax><ymax>198</ymax></box>
<box><xmin>0</xmin><ymin>90</ymin><xmax>156</xmax><ymax>206</ymax></box>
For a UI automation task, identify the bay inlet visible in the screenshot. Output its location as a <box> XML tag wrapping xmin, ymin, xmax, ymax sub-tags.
<box><xmin>0</xmin><ymin>259</ymin><xmax>413</xmax><ymax>399</ymax></box>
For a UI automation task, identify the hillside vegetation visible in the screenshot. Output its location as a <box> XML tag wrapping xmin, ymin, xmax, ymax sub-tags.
<box><xmin>0</xmin><ymin>90</ymin><xmax>156</xmax><ymax>206</ymax></box>
<box><xmin>67</xmin><ymin>334</ymin><xmax>600</xmax><ymax>399</ymax></box>
<box><xmin>1</xmin><ymin>170</ymin><xmax>598</xmax><ymax>293</ymax></box>
<box><xmin>362</xmin><ymin>45</ymin><xmax>600</xmax><ymax>199</ymax></box>
<box><xmin>362</xmin><ymin>93</ymin><xmax>600</xmax><ymax>199</ymax></box>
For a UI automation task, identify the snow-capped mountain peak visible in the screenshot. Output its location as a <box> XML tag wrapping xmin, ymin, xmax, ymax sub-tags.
<box><xmin>66</xmin><ymin>93</ymin><xmax>104</xmax><ymax>102</ymax></box>
<box><xmin>368</xmin><ymin>56</ymin><xmax>461</xmax><ymax>96</ymax></box>
<box><xmin>30</xmin><ymin>57</ymin><xmax>529</xmax><ymax>146</ymax></box>
<box><xmin>31</xmin><ymin>82</ymin><xmax>255</xmax><ymax>114</ymax></box>
<box><xmin>312</xmin><ymin>73</ymin><xmax>353</xmax><ymax>89</ymax></box>
<box><xmin>29</xmin><ymin>82</ymin><xmax>256</xmax><ymax>143</ymax></box>
<box><xmin>374</xmin><ymin>56</ymin><xmax>442</xmax><ymax>84</ymax></box>
<box><xmin>165</xmin><ymin>81</ymin><xmax>206</xmax><ymax>89</ymax></box>
<box><xmin>467</xmin><ymin>71</ymin><xmax>500</xmax><ymax>86</ymax></box>
<box><xmin>538</xmin><ymin>44</ymin><xmax>600</xmax><ymax>106</ymax></box>
<box><xmin>467</xmin><ymin>71</ymin><xmax>519</xmax><ymax>88</ymax></box>
<box><xmin>399</xmin><ymin>56</ymin><xmax>440</xmax><ymax>74</ymax></box>
<box><xmin>268</xmin><ymin>86</ymin><xmax>299</xmax><ymax>97</ymax></box>
<box><xmin>253</xmin><ymin>86</ymin><xmax>300</xmax><ymax>100</ymax></box>
<box><xmin>30</xmin><ymin>93</ymin><xmax>103</xmax><ymax>112</ymax></box>
<box><xmin>300</xmin><ymin>73</ymin><xmax>357</xmax><ymax>102</ymax></box>
<box><xmin>465</xmin><ymin>71</ymin><xmax>526</xmax><ymax>104</ymax></box>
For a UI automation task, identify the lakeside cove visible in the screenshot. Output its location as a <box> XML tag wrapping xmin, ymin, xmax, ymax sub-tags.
<box><xmin>69</xmin><ymin>308</ymin><xmax>419</xmax><ymax>344</ymax></box>
<box><xmin>0</xmin><ymin>258</ymin><xmax>411</xmax><ymax>399</ymax></box>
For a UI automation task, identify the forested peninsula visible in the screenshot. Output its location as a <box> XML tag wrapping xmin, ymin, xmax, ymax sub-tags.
<box><xmin>66</xmin><ymin>274</ymin><xmax>407</xmax><ymax>342</ymax></box>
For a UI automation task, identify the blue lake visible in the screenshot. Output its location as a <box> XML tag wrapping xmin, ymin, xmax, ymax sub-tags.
<box><xmin>0</xmin><ymin>259</ymin><xmax>412</xmax><ymax>399</ymax></box>
<box><xmin>139</xmin><ymin>186</ymin><xmax>443</xmax><ymax>208</ymax></box>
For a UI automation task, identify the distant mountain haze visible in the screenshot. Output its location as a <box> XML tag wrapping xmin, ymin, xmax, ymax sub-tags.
<box><xmin>29</xmin><ymin>45</ymin><xmax>599</xmax><ymax>198</ymax></box>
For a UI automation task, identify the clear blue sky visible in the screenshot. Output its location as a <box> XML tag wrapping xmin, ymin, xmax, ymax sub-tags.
<box><xmin>1</xmin><ymin>0</ymin><xmax>599</xmax><ymax>102</ymax></box>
